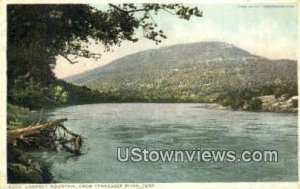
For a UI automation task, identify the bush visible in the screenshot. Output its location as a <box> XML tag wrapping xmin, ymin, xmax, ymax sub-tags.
<box><xmin>246</xmin><ymin>98</ymin><xmax>262</xmax><ymax>111</ymax></box>
<box><xmin>9</xmin><ymin>76</ymin><xmax>47</xmax><ymax>109</ymax></box>
<box><xmin>7</xmin><ymin>104</ymin><xmax>44</xmax><ymax>128</ymax></box>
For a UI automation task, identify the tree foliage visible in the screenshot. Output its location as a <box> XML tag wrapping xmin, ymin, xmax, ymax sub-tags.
<box><xmin>7</xmin><ymin>4</ymin><xmax>202</xmax><ymax>108</ymax></box>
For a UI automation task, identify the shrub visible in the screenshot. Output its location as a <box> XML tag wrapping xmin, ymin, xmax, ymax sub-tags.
<box><xmin>246</xmin><ymin>98</ymin><xmax>262</xmax><ymax>111</ymax></box>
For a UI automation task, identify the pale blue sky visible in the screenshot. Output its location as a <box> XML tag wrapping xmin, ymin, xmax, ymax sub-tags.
<box><xmin>55</xmin><ymin>3</ymin><xmax>298</xmax><ymax>78</ymax></box>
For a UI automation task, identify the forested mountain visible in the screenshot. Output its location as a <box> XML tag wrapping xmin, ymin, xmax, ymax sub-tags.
<box><xmin>65</xmin><ymin>42</ymin><xmax>297</xmax><ymax>108</ymax></box>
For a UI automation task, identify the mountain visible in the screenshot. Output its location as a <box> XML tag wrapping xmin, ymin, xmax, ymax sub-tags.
<box><xmin>65</xmin><ymin>42</ymin><xmax>297</xmax><ymax>105</ymax></box>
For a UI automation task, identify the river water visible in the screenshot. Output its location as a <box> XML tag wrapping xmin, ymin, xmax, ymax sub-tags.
<box><xmin>30</xmin><ymin>103</ymin><xmax>297</xmax><ymax>182</ymax></box>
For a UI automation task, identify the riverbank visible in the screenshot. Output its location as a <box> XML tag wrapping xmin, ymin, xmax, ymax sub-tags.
<box><xmin>239</xmin><ymin>95</ymin><xmax>298</xmax><ymax>113</ymax></box>
<box><xmin>258</xmin><ymin>95</ymin><xmax>298</xmax><ymax>113</ymax></box>
<box><xmin>7</xmin><ymin>145</ymin><xmax>53</xmax><ymax>183</ymax></box>
<box><xmin>7</xmin><ymin>118</ymin><xmax>82</xmax><ymax>183</ymax></box>
<box><xmin>171</xmin><ymin>95</ymin><xmax>298</xmax><ymax>113</ymax></box>
<box><xmin>7</xmin><ymin>105</ymin><xmax>82</xmax><ymax>183</ymax></box>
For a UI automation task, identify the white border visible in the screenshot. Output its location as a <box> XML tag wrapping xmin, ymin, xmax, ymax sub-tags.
<box><xmin>0</xmin><ymin>0</ymin><xmax>299</xmax><ymax>189</ymax></box>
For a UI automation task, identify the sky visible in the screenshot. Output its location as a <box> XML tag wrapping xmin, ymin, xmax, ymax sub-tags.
<box><xmin>54</xmin><ymin>3</ymin><xmax>298</xmax><ymax>78</ymax></box>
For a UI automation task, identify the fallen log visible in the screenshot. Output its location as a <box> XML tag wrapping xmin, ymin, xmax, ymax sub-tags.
<box><xmin>7</xmin><ymin>118</ymin><xmax>82</xmax><ymax>155</ymax></box>
<box><xmin>7</xmin><ymin>118</ymin><xmax>68</xmax><ymax>140</ymax></box>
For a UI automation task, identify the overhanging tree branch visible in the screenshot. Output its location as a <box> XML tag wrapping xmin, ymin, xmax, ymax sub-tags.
<box><xmin>162</xmin><ymin>8</ymin><xmax>175</xmax><ymax>15</ymax></box>
<box><xmin>59</xmin><ymin>53</ymin><xmax>78</xmax><ymax>64</ymax></box>
<box><xmin>108</xmin><ymin>4</ymin><xmax>127</xmax><ymax>13</ymax></box>
<box><xmin>53</xmin><ymin>47</ymin><xmax>78</xmax><ymax>64</ymax></box>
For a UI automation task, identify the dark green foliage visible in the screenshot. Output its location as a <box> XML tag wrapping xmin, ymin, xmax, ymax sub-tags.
<box><xmin>273</xmin><ymin>82</ymin><xmax>298</xmax><ymax>99</ymax></box>
<box><xmin>7</xmin><ymin>4</ymin><xmax>202</xmax><ymax>109</ymax></box>
<box><xmin>54</xmin><ymin>80</ymin><xmax>104</xmax><ymax>105</ymax></box>
<box><xmin>291</xmin><ymin>98</ymin><xmax>298</xmax><ymax>108</ymax></box>
<box><xmin>216</xmin><ymin>88</ymin><xmax>256</xmax><ymax>109</ymax></box>
<box><xmin>7</xmin><ymin>104</ymin><xmax>45</xmax><ymax>128</ymax></box>
<box><xmin>246</xmin><ymin>98</ymin><xmax>262</xmax><ymax>111</ymax></box>
<box><xmin>8</xmin><ymin>75</ymin><xmax>70</xmax><ymax>109</ymax></box>
<box><xmin>8</xmin><ymin>76</ymin><xmax>48</xmax><ymax>109</ymax></box>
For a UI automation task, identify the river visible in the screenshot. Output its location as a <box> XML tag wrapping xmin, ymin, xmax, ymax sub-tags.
<box><xmin>30</xmin><ymin>103</ymin><xmax>297</xmax><ymax>182</ymax></box>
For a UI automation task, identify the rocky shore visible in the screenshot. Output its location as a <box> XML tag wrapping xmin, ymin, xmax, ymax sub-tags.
<box><xmin>7</xmin><ymin>146</ymin><xmax>52</xmax><ymax>183</ymax></box>
<box><xmin>7</xmin><ymin>118</ymin><xmax>82</xmax><ymax>183</ymax></box>
<box><xmin>258</xmin><ymin>95</ymin><xmax>298</xmax><ymax>113</ymax></box>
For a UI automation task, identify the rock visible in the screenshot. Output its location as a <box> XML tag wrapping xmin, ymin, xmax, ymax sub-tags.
<box><xmin>8</xmin><ymin>163</ymin><xmax>43</xmax><ymax>183</ymax></box>
<box><xmin>258</xmin><ymin>95</ymin><xmax>298</xmax><ymax>113</ymax></box>
<box><xmin>7</xmin><ymin>145</ymin><xmax>53</xmax><ymax>183</ymax></box>
<box><xmin>287</xmin><ymin>96</ymin><xmax>298</xmax><ymax>107</ymax></box>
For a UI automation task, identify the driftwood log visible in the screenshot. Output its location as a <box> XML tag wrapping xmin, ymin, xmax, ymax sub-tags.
<box><xmin>7</xmin><ymin>118</ymin><xmax>82</xmax><ymax>155</ymax></box>
<box><xmin>7</xmin><ymin>118</ymin><xmax>67</xmax><ymax>139</ymax></box>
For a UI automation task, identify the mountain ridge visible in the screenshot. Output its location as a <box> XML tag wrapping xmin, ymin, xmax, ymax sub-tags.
<box><xmin>65</xmin><ymin>41</ymin><xmax>259</xmax><ymax>82</ymax></box>
<box><xmin>63</xmin><ymin>41</ymin><xmax>297</xmax><ymax>108</ymax></box>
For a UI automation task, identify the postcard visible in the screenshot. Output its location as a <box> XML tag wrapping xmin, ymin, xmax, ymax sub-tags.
<box><xmin>0</xmin><ymin>0</ymin><xmax>299</xmax><ymax>188</ymax></box>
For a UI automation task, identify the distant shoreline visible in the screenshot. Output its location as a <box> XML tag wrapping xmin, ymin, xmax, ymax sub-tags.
<box><xmin>54</xmin><ymin>100</ymin><xmax>297</xmax><ymax>114</ymax></box>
